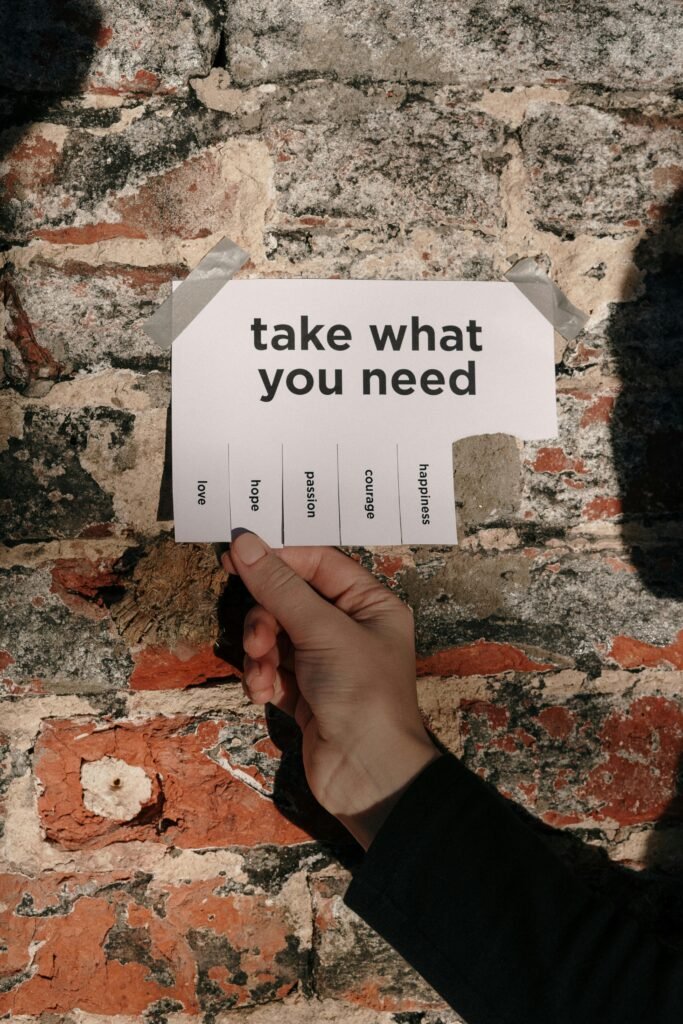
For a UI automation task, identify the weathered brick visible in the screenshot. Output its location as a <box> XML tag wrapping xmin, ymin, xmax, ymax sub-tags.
<box><xmin>34</xmin><ymin>715</ymin><xmax>339</xmax><ymax>849</ymax></box>
<box><xmin>225</xmin><ymin>0</ymin><xmax>683</xmax><ymax>90</ymax></box>
<box><xmin>402</xmin><ymin>547</ymin><xmax>683</xmax><ymax>669</ymax></box>
<box><xmin>1</xmin><ymin>100</ymin><xmax>227</xmax><ymax>245</ymax></box>
<box><xmin>0</xmin><ymin>867</ymin><xmax>310</xmax><ymax>1016</ymax></box>
<box><xmin>0</xmin><ymin>566</ymin><xmax>132</xmax><ymax>696</ymax></box>
<box><xmin>3</xmin><ymin>260</ymin><xmax>175</xmax><ymax>374</ymax></box>
<box><xmin>455</xmin><ymin>686</ymin><xmax>683</xmax><ymax>830</ymax></box>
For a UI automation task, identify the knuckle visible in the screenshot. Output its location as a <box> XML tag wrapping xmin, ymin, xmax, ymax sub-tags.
<box><xmin>263</xmin><ymin>559</ymin><xmax>299</xmax><ymax>599</ymax></box>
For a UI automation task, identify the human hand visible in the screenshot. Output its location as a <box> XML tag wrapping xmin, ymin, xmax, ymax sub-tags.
<box><xmin>223</xmin><ymin>532</ymin><xmax>440</xmax><ymax>849</ymax></box>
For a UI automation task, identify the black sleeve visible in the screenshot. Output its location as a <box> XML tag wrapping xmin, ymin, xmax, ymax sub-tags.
<box><xmin>344</xmin><ymin>753</ymin><xmax>683</xmax><ymax>1024</ymax></box>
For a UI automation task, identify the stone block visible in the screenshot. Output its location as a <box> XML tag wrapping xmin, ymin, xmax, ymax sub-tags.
<box><xmin>520</xmin><ymin>103</ymin><xmax>683</xmax><ymax>237</ymax></box>
<box><xmin>453</xmin><ymin>434</ymin><xmax>522</xmax><ymax>530</ymax></box>
<box><xmin>262</xmin><ymin>83</ymin><xmax>506</xmax><ymax>233</ymax></box>
<box><xmin>225</xmin><ymin>0</ymin><xmax>683</xmax><ymax>90</ymax></box>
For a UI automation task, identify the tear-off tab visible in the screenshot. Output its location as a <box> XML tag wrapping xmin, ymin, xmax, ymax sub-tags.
<box><xmin>338</xmin><ymin>444</ymin><xmax>402</xmax><ymax>546</ymax></box>
<box><xmin>397</xmin><ymin>443</ymin><xmax>457</xmax><ymax>544</ymax></box>
<box><xmin>171</xmin><ymin>282</ymin><xmax>231</xmax><ymax>542</ymax></box>
<box><xmin>229</xmin><ymin>443</ymin><xmax>283</xmax><ymax>548</ymax></box>
<box><xmin>283</xmin><ymin>443</ymin><xmax>341</xmax><ymax>545</ymax></box>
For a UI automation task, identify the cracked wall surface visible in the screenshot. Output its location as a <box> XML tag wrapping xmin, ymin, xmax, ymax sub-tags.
<box><xmin>1</xmin><ymin>1</ymin><xmax>682</xmax><ymax>1022</ymax></box>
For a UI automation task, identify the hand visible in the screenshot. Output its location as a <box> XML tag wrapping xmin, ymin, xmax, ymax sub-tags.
<box><xmin>224</xmin><ymin>532</ymin><xmax>441</xmax><ymax>849</ymax></box>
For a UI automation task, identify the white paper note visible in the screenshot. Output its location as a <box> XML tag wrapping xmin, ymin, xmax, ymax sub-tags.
<box><xmin>171</xmin><ymin>279</ymin><xmax>556</xmax><ymax>545</ymax></box>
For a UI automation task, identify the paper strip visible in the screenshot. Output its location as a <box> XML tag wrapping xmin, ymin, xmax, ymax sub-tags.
<box><xmin>397</xmin><ymin>443</ymin><xmax>457</xmax><ymax>544</ymax></box>
<box><xmin>505</xmin><ymin>258</ymin><xmax>589</xmax><ymax>341</ymax></box>
<box><xmin>283</xmin><ymin>443</ymin><xmax>341</xmax><ymax>545</ymax></box>
<box><xmin>144</xmin><ymin>237</ymin><xmax>249</xmax><ymax>349</ymax></box>
<box><xmin>171</xmin><ymin>439</ymin><xmax>231</xmax><ymax>542</ymax></box>
<box><xmin>338</xmin><ymin>444</ymin><xmax>402</xmax><ymax>546</ymax></box>
<box><xmin>229</xmin><ymin>443</ymin><xmax>283</xmax><ymax>548</ymax></box>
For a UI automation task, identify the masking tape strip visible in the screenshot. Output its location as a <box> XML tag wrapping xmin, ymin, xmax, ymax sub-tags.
<box><xmin>505</xmin><ymin>257</ymin><xmax>589</xmax><ymax>341</ymax></box>
<box><xmin>143</xmin><ymin>236</ymin><xmax>250</xmax><ymax>349</ymax></box>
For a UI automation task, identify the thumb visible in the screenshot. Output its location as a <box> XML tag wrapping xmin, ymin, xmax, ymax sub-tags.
<box><xmin>230</xmin><ymin>531</ymin><xmax>338</xmax><ymax>646</ymax></box>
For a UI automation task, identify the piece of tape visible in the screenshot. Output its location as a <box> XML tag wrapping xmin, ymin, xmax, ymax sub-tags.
<box><xmin>504</xmin><ymin>258</ymin><xmax>589</xmax><ymax>341</ymax></box>
<box><xmin>143</xmin><ymin>236</ymin><xmax>250</xmax><ymax>349</ymax></box>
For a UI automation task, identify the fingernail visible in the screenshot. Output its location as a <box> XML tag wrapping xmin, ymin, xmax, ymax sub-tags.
<box><xmin>233</xmin><ymin>530</ymin><xmax>267</xmax><ymax>565</ymax></box>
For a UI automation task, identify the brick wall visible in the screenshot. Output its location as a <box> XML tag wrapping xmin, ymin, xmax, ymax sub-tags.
<box><xmin>1</xmin><ymin>2</ymin><xmax>682</xmax><ymax>1021</ymax></box>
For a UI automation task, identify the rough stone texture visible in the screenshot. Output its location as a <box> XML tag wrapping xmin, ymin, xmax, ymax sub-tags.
<box><xmin>1</xmin><ymin>0</ymin><xmax>683</xmax><ymax>1020</ymax></box>
<box><xmin>1</xmin><ymin>1</ymin><xmax>221</xmax><ymax>96</ymax></box>
<box><xmin>225</xmin><ymin>1</ymin><xmax>683</xmax><ymax>90</ymax></box>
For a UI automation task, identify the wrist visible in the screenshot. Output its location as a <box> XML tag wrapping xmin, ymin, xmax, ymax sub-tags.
<box><xmin>335</xmin><ymin>732</ymin><xmax>441</xmax><ymax>850</ymax></box>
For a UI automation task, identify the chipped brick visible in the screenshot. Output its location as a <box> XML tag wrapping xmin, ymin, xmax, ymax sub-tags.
<box><xmin>35</xmin><ymin>716</ymin><xmax>326</xmax><ymax>849</ymax></box>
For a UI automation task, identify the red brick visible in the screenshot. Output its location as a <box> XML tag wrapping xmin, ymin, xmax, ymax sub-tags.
<box><xmin>580</xmin><ymin>395</ymin><xmax>615</xmax><ymax>427</ymax></box>
<box><xmin>36</xmin><ymin>223</ymin><xmax>148</xmax><ymax>244</ymax></box>
<box><xmin>583</xmin><ymin>495</ymin><xmax>623</xmax><ymax>520</ymax></box>
<box><xmin>112</xmin><ymin>150</ymin><xmax>241</xmax><ymax>241</ymax></box>
<box><xmin>608</xmin><ymin>630</ymin><xmax>683</xmax><ymax>670</ymax></box>
<box><xmin>372</xmin><ymin>554</ymin><xmax>406</xmax><ymax>579</ymax></box>
<box><xmin>603</xmin><ymin>555</ymin><xmax>636</xmax><ymax>574</ymax></box>
<box><xmin>50</xmin><ymin>558</ymin><xmax>120</xmax><ymax>620</ymax></box>
<box><xmin>580</xmin><ymin>697</ymin><xmax>683</xmax><ymax>825</ymax></box>
<box><xmin>34</xmin><ymin>716</ymin><xmax>322</xmax><ymax>849</ymax></box>
<box><xmin>531</xmin><ymin>446</ymin><xmax>586</xmax><ymax>474</ymax></box>
<box><xmin>1</xmin><ymin>275</ymin><xmax>64</xmax><ymax>384</ymax></box>
<box><xmin>129</xmin><ymin>644</ymin><xmax>240</xmax><ymax>690</ymax></box>
<box><xmin>95</xmin><ymin>25</ymin><xmax>114</xmax><ymax>47</ymax></box>
<box><xmin>61</xmin><ymin>259</ymin><xmax>185</xmax><ymax>291</ymax></box>
<box><xmin>542</xmin><ymin>810</ymin><xmax>583</xmax><ymax>827</ymax></box>
<box><xmin>536</xmin><ymin>706</ymin><xmax>575</xmax><ymax>739</ymax></box>
<box><xmin>0</xmin><ymin>871</ymin><xmax>304</xmax><ymax>1015</ymax></box>
<box><xmin>89</xmin><ymin>70</ymin><xmax>168</xmax><ymax>97</ymax></box>
<box><xmin>417</xmin><ymin>640</ymin><xmax>554</xmax><ymax>677</ymax></box>
<box><xmin>0</xmin><ymin>132</ymin><xmax>60</xmax><ymax>199</ymax></box>
<box><xmin>460</xmin><ymin>700</ymin><xmax>510</xmax><ymax>731</ymax></box>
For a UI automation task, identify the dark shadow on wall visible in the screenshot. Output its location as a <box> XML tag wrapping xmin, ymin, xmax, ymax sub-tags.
<box><xmin>609</xmin><ymin>187</ymin><xmax>683</xmax><ymax>599</ymax></box>
<box><xmin>0</xmin><ymin>0</ymin><xmax>103</xmax><ymax>164</ymax></box>
<box><xmin>610</xmin><ymin>190</ymin><xmax>683</xmax><ymax>899</ymax></box>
